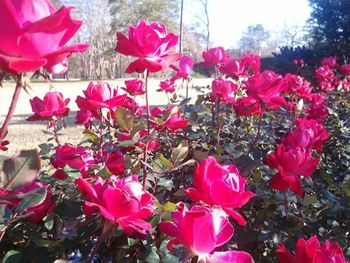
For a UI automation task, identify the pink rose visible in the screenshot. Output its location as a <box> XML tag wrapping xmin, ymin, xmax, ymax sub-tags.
<box><xmin>265</xmin><ymin>144</ymin><xmax>320</xmax><ymax>196</ymax></box>
<box><xmin>16</xmin><ymin>180</ymin><xmax>54</xmax><ymax>223</ymax></box>
<box><xmin>76</xmin><ymin>82</ymin><xmax>127</xmax><ymax>112</ymax></box>
<box><xmin>244</xmin><ymin>70</ymin><xmax>286</xmax><ymax>110</ymax></box>
<box><xmin>158</xmin><ymin>203</ymin><xmax>254</xmax><ymax>263</ymax></box>
<box><xmin>151</xmin><ymin>106</ymin><xmax>188</xmax><ymax>132</ymax></box>
<box><xmin>115</xmin><ymin>20</ymin><xmax>181</xmax><ymax>73</ymax></box>
<box><xmin>51</xmin><ymin>144</ymin><xmax>95</xmax><ymax>175</ymax></box>
<box><xmin>77</xmin><ymin>175</ymin><xmax>155</xmax><ymax>238</ymax></box>
<box><xmin>185</xmin><ymin>157</ymin><xmax>255</xmax><ymax>225</ymax></box>
<box><xmin>157</xmin><ymin>79</ymin><xmax>176</xmax><ymax>93</ymax></box>
<box><xmin>0</xmin><ymin>0</ymin><xmax>87</xmax><ymax>75</ymax></box>
<box><xmin>171</xmin><ymin>55</ymin><xmax>193</xmax><ymax>80</ymax></box>
<box><xmin>27</xmin><ymin>91</ymin><xmax>70</xmax><ymax>121</ymax></box>
<box><xmin>276</xmin><ymin>236</ymin><xmax>349</xmax><ymax>263</ymax></box>
<box><xmin>201</xmin><ymin>47</ymin><xmax>228</xmax><ymax>67</ymax></box>
<box><xmin>123</xmin><ymin>79</ymin><xmax>145</xmax><ymax>96</ymax></box>
<box><xmin>211</xmin><ymin>78</ymin><xmax>238</xmax><ymax>101</ymax></box>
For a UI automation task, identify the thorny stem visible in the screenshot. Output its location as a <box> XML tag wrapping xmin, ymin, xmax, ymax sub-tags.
<box><xmin>215</xmin><ymin>98</ymin><xmax>220</xmax><ymax>144</ymax></box>
<box><xmin>284</xmin><ymin>191</ymin><xmax>289</xmax><ymax>217</ymax></box>
<box><xmin>0</xmin><ymin>75</ymin><xmax>23</xmax><ymax>142</ymax></box>
<box><xmin>250</xmin><ymin>108</ymin><xmax>264</xmax><ymax>150</ymax></box>
<box><xmin>52</xmin><ymin>119</ymin><xmax>61</xmax><ymax>146</ymax></box>
<box><xmin>143</xmin><ymin>70</ymin><xmax>150</xmax><ymax>191</ymax></box>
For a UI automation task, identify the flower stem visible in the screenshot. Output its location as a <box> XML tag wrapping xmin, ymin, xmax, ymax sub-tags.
<box><xmin>143</xmin><ymin>70</ymin><xmax>150</xmax><ymax>190</ymax></box>
<box><xmin>52</xmin><ymin>120</ymin><xmax>61</xmax><ymax>146</ymax></box>
<box><xmin>250</xmin><ymin>109</ymin><xmax>263</xmax><ymax>150</ymax></box>
<box><xmin>0</xmin><ymin>75</ymin><xmax>23</xmax><ymax>142</ymax></box>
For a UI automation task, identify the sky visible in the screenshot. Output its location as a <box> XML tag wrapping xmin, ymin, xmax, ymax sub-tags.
<box><xmin>183</xmin><ymin>0</ymin><xmax>311</xmax><ymax>48</ymax></box>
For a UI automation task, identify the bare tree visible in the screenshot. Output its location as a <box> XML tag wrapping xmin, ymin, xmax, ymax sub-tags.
<box><xmin>196</xmin><ymin>0</ymin><xmax>210</xmax><ymax>50</ymax></box>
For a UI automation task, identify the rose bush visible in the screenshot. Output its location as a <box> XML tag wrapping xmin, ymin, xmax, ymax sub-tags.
<box><xmin>0</xmin><ymin>1</ymin><xmax>350</xmax><ymax>262</ymax></box>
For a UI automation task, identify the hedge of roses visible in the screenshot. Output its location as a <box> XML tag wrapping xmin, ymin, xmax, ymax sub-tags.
<box><xmin>0</xmin><ymin>1</ymin><xmax>350</xmax><ymax>263</ymax></box>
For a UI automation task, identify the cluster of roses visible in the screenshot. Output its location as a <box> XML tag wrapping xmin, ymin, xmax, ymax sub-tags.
<box><xmin>316</xmin><ymin>56</ymin><xmax>350</xmax><ymax>92</ymax></box>
<box><xmin>199</xmin><ymin>46</ymin><xmax>349</xmax><ymax>262</ymax></box>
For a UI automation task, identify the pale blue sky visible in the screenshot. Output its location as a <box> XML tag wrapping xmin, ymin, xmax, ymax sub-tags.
<box><xmin>184</xmin><ymin>0</ymin><xmax>311</xmax><ymax>48</ymax></box>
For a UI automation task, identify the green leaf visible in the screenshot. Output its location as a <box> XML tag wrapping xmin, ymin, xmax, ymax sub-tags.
<box><xmin>145</xmin><ymin>246</ymin><xmax>160</xmax><ymax>263</ymax></box>
<box><xmin>83</xmin><ymin>129</ymin><xmax>99</xmax><ymax>143</ymax></box>
<box><xmin>171</xmin><ymin>141</ymin><xmax>189</xmax><ymax>164</ymax></box>
<box><xmin>115</xmin><ymin>107</ymin><xmax>133</xmax><ymax>131</ymax></box>
<box><xmin>15</xmin><ymin>186</ymin><xmax>47</xmax><ymax>213</ymax></box>
<box><xmin>342</xmin><ymin>180</ymin><xmax>350</xmax><ymax>197</ymax></box>
<box><xmin>303</xmin><ymin>194</ymin><xmax>318</xmax><ymax>206</ymax></box>
<box><xmin>3</xmin><ymin>250</ymin><xmax>23</xmax><ymax>263</ymax></box>
<box><xmin>1</xmin><ymin>150</ymin><xmax>40</xmax><ymax>190</ymax></box>
<box><xmin>158</xmin><ymin>154</ymin><xmax>173</xmax><ymax>169</ymax></box>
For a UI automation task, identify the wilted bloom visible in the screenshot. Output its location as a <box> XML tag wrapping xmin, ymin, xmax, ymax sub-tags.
<box><xmin>244</xmin><ymin>71</ymin><xmax>286</xmax><ymax>110</ymax></box>
<box><xmin>27</xmin><ymin>91</ymin><xmax>70</xmax><ymax>121</ymax></box>
<box><xmin>265</xmin><ymin>144</ymin><xmax>320</xmax><ymax>196</ymax></box>
<box><xmin>151</xmin><ymin>106</ymin><xmax>188</xmax><ymax>132</ymax></box>
<box><xmin>201</xmin><ymin>47</ymin><xmax>228</xmax><ymax>67</ymax></box>
<box><xmin>51</xmin><ymin>144</ymin><xmax>95</xmax><ymax>176</ymax></box>
<box><xmin>123</xmin><ymin>79</ymin><xmax>145</xmax><ymax>96</ymax></box>
<box><xmin>0</xmin><ymin>0</ymin><xmax>88</xmax><ymax>74</ymax></box>
<box><xmin>157</xmin><ymin>79</ymin><xmax>176</xmax><ymax>93</ymax></box>
<box><xmin>16</xmin><ymin>180</ymin><xmax>54</xmax><ymax>223</ymax></box>
<box><xmin>158</xmin><ymin>204</ymin><xmax>254</xmax><ymax>263</ymax></box>
<box><xmin>76</xmin><ymin>82</ymin><xmax>126</xmax><ymax>112</ymax></box>
<box><xmin>115</xmin><ymin>20</ymin><xmax>181</xmax><ymax>73</ymax></box>
<box><xmin>276</xmin><ymin>236</ymin><xmax>349</xmax><ymax>263</ymax></box>
<box><xmin>77</xmin><ymin>175</ymin><xmax>155</xmax><ymax>238</ymax></box>
<box><xmin>211</xmin><ymin>78</ymin><xmax>238</xmax><ymax>101</ymax></box>
<box><xmin>104</xmin><ymin>149</ymin><xmax>125</xmax><ymax>176</ymax></box>
<box><xmin>171</xmin><ymin>55</ymin><xmax>193</xmax><ymax>80</ymax></box>
<box><xmin>185</xmin><ymin>157</ymin><xmax>255</xmax><ymax>225</ymax></box>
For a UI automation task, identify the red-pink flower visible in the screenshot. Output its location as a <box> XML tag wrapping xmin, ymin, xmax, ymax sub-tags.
<box><xmin>75</xmin><ymin>109</ymin><xmax>92</xmax><ymax>128</ymax></box>
<box><xmin>284</xmin><ymin>118</ymin><xmax>329</xmax><ymax>153</ymax></box>
<box><xmin>306</xmin><ymin>103</ymin><xmax>329</xmax><ymax>122</ymax></box>
<box><xmin>158</xmin><ymin>203</ymin><xmax>254</xmax><ymax>263</ymax></box>
<box><xmin>16</xmin><ymin>180</ymin><xmax>54</xmax><ymax>223</ymax></box>
<box><xmin>171</xmin><ymin>55</ymin><xmax>193</xmax><ymax>80</ymax></box>
<box><xmin>265</xmin><ymin>144</ymin><xmax>320</xmax><ymax>196</ymax></box>
<box><xmin>123</xmin><ymin>79</ymin><xmax>145</xmax><ymax>96</ymax></box>
<box><xmin>51</xmin><ymin>144</ymin><xmax>95</xmax><ymax>175</ymax></box>
<box><xmin>244</xmin><ymin>71</ymin><xmax>286</xmax><ymax>110</ymax></box>
<box><xmin>115</xmin><ymin>20</ymin><xmax>181</xmax><ymax>73</ymax></box>
<box><xmin>0</xmin><ymin>0</ymin><xmax>88</xmax><ymax>75</ymax></box>
<box><xmin>276</xmin><ymin>236</ymin><xmax>349</xmax><ymax>263</ymax></box>
<box><xmin>283</xmin><ymin>73</ymin><xmax>313</xmax><ymax>99</ymax></box>
<box><xmin>242</xmin><ymin>53</ymin><xmax>261</xmax><ymax>75</ymax></box>
<box><xmin>211</xmin><ymin>78</ymin><xmax>238</xmax><ymax>101</ymax></box>
<box><xmin>151</xmin><ymin>106</ymin><xmax>188</xmax><ymax>132</ymax></box>
<box><xmin>321</xmin><ymin>56</ymin><xmax>337</xmax><ymax>68</ymax></box>
<box><xmin>0</xmin><ymin>139</ymin><xmax>10</xmax><ymax>151</ymax></box>
<box><xmin>27</xmin><ymin>91</ymin><xmax>70</xmax><ymax>121</ymax></box>
<box><xmin>341</xmin><ymin>64</ymin><xmax>350</xmax><ymax>76</ymax></box>
<box><xmin>201</xmin><ymin>47</ymin><xmax>228</xmax><ymax>67</ymax></box>
<box><xmin>157</xmin><ymin>79</ymin><xmax>176</xmax><ymax>93</ymax></box>
<box><xmin>104</xmin><ymin>150</ymin><xmax>125</xmax><ymax>176</ymax></box>
<box><xmin>220</xmin><ymin>59</ymin><xmax>247</xmax><ymax>79</ymax></box>
<box><xmin>77</xmin><ymin>175</ymin><xmax>155</xmax><ymax>238</ymax></box>
<box><xmin>76</xmin><ymin>82</ymin><xmax>126</xmax><ymax>112</ymax></box>
<box><xmin>185</xmin><ymin>157</ymin><xmax>255</xmax><ymax>225</ymax></box>
<box><xmin>234</xmin><ymin>97</ymin><xmax>262</xmax><ymax>116</ymax></box>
